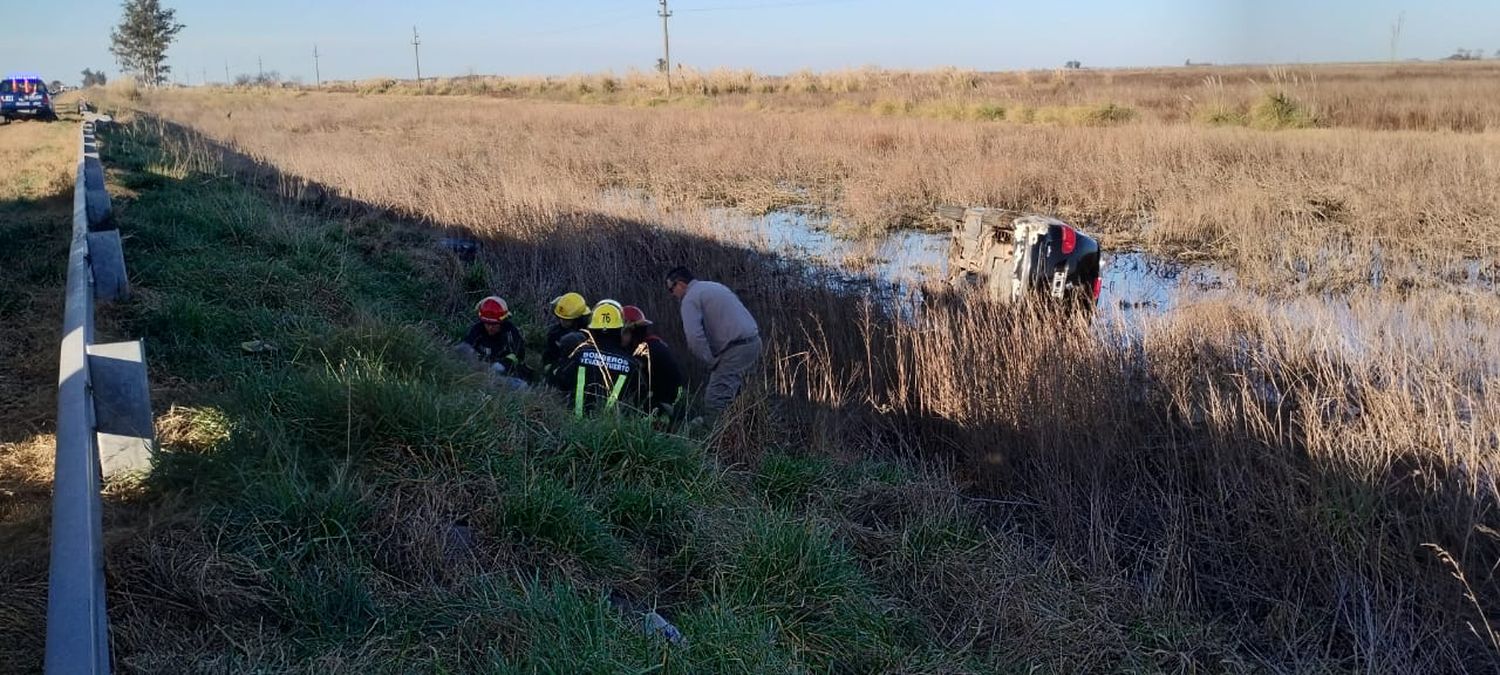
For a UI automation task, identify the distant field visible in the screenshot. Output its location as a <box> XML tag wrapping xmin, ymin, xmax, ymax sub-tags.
<box><xmin>327</xmin><ymin>61</ymin><xmax>1500</xmax><ymax>133</ymax></box>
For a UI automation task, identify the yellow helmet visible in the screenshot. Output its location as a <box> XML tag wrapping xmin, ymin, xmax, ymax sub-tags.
<box><xmin>588</xmin><ymin>299</ymin><xmax>624</xmax><ymax>330</ymax></box>
<box><xmin>551</xmin><ymin>292</ymin><xmax>590</xmax><ymax>320</ymax></box>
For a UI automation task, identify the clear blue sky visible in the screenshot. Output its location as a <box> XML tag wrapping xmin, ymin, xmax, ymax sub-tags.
<box><xmin>5</xmin><ymin>1</ymin><xmax>1497</xmax><ymax>85</ymax></box>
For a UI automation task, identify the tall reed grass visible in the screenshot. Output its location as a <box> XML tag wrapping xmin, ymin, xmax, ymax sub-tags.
<box><xmin>142</xmin><ymin>90</ymin><xmax>1500</xmax><ymax>293</ymax></box>
<box><xmin>88</xmin><ymin>86</ymin><xmax>1500</xmax><ymax>670</ymax></box>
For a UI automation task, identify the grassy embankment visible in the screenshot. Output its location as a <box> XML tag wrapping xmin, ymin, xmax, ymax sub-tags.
<box><xmin>0</xmin><ymin>104</ymin><xmax>87</xmax><ymax>657</ymax></box>
<box><xmin>1</xmin><ymin>83</ymin><xmax>1495</xmax><ymax>672</ymax></box>
<box><xmin>128</xmin><ymin>87</ymin><xmax>1500</xmax><ymax>672</ymax></box>
<box><xmin>0</xmin><ymin>106</ymin><xmax>1205</xmax><ymax>673</ymax></box>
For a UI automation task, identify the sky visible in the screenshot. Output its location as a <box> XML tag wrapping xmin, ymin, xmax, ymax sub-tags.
<box><xmin>4</xmin><ymin>1</ymin><xmax>1497</xmax><ymax>86</ymax></box>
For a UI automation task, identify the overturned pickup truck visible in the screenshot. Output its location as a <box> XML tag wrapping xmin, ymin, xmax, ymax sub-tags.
<box><xmin>938</xmin><ymin>206</ymin><xmax>1102</xmax><ymax>309</ymax></box>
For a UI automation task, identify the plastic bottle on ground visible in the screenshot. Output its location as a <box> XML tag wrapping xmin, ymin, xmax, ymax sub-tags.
<box><xmin>643</xmin><ymin>611</ymin><xmax>687</xmax><ymax>647</ymax></box>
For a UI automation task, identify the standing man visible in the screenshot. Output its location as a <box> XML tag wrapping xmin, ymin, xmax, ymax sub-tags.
<box><xmin>665</xmin><ymin>266</ymin><xmax>760</xmax><ymax>419</ymax></box>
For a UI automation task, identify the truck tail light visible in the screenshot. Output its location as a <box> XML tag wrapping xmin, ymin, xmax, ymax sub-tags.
<box><xmin>1092</xmin><ymin>276</ymin><xmax>1102</xmax><ymax>300</ymax></box>
<box><xmin>1060</xmin><ymin>225</ymin><xmax>1077</xmax><ymax>255</ymax></box>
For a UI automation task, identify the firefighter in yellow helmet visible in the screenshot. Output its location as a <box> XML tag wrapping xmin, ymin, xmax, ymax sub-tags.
<box><xmin>548</xmin><ymin>299</ymin><xmax>641</xmax><ymax>417</ymax></box>
<box><xmin>542</xmin><ymin>292</ymin><xmax>590</xmax><ymax>379</ymax></box>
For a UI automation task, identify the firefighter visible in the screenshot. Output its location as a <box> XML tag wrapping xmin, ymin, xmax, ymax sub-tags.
<box><xmin>459</xmin><ymin>296</ymin><xmax>529</xmax><ymax>379</ymax></box>
<box><xmin>550</xmin><ymin>299</ymin><xmax>639</xmax><ymax>417</ymax></box>
<box><xmin>621</xmin><ymin>305</ymin><xmax>685</xmax><ymax>426</ymax></box>
<box><xmin>542</xmin><ymin>292</ymin><xmax>591</xmax><ymax>379</ymax></box>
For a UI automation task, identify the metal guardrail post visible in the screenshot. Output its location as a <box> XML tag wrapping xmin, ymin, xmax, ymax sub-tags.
<box><xmin>46</xmin><ymin>116</ymin><xmax>154</xmax><ymax>675</ymax></box>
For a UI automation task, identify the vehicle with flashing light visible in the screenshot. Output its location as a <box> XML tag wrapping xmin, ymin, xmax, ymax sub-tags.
<box><xmin>1</xmin><ymin>74</ymin><xmax>58</xmax><ymax>122</ymax></box>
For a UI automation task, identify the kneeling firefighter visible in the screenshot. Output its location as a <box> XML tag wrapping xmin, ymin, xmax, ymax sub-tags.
<box><xmin>621</xmin><ymin>305</ymin><xmax>685</xmax><ymax>427</ymax></box>
<box><xmin>550</xmin><ymin>299</ymin><xmax>641</xmax><ymax>417</ymax></box>
<box><xmin>460</xmin><ymin>295</ymin><xmax>532</xmax><ymax>381</ymax></box>
<box><xmin>543</xmin><ymin>292</ymin><xmax>591</xmax><ymax>379</ymax></box>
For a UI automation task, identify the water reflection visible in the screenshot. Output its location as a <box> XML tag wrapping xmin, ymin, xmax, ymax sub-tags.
<box><xmin>717</xmin><ymin>207</ymin><xmax>1235</xmax><ymax>318</ymax></box>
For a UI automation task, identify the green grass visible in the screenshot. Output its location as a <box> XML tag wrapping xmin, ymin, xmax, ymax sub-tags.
<box><xmin>755</xmin><ymin>452</ymin><xmax>833</xmax><ymax>508</ymax></box>
<box><xmin>47</xmin><ymin>113</ymin><xmax>1291</xmax><ymax>674</ymax></box>
<box><xmin>83</xmin><ymin>117</ymin><xmax>978</xmax><ymax>672</ymax></box>
<box><xmin>1250</xmin><ymin>91</ymin><xmax>1317</xmax><ymax>130</ymax></box>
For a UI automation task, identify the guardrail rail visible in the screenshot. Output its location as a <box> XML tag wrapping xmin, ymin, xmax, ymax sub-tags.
<box><xmin>46</xmin><ymin>114</ymin><xmax>155</xmax><ymax>675</ymax></box>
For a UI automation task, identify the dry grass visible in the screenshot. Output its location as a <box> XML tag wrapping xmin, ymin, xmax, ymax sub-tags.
<box><xmin>0</xmin><ymin>112</ymin><xmax>77</xmax><ymax>457</ymax></box>
<box><xmin>0</xmin><ymin>116</ymin><xmax>76</xmax><ymax>201</ymax></box>
<box><xmin>0</xmin><ymin>112</ymin><xmax>79</xmax><ymax>673</ymax></box>
<box><xmin>317</xmin><ymin>61</ymin><xmax>1500</xmax><ymax>132</ymax></box>
<box><xmin>141</xmin><ymin>88</ymin><xmax>1499</xmax><ymax>293</ymax></box>
<box><xmin>49</xmin><ymin>82</ymin><xmax>1499</xmax><ymax>669</ymax></box>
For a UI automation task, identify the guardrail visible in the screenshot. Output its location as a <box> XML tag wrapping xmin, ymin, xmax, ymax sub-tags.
<box><xmin>46</xmin><ymin>115</ymin><xmax>155</xmax><ymax>675</ymax></box>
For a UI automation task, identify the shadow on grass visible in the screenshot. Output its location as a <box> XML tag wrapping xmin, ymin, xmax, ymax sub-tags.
<box><xmin>71</xmin><ymin>113</ymin><xmax>1003</xmax><ymax>672</ymax></box>
<box><xmin>0</xmin><ymin>110</ymin><xmax>1490</xmax><ymax>672</ymax></box>
<box><xmin>0</xmin><ymin>109</ymin><xmax>122</xmax><ymax>672</ymax></box>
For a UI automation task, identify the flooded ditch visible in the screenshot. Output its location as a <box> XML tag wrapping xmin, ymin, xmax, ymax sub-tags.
<box><xmin>583</xmin><ymin>193</ymin><xmax>1489</xmax><ymax>329</ymax></box>
<box><xmin>713</xmin><ymin>207</ymin><xmax>1236</xmax><ymax>318</ymax></box>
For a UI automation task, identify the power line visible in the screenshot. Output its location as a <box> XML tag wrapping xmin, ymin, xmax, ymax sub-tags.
<box><xmin>676</xmin><ymin>0</ymin><xmax>864</xmax><ymax>13</ymax></box>
<box><xmin>1389</xmin><ymin>12</ymin><xmax>1405</xmax><ymax>62</ymax></box>
<box><xmin>519</xmin><ymin>14</ymin><xmax>642</xmax><ymax>37</ymax></box>
<box><xmin>513</xmin><ymin>1</ymin><xmax>842</xmax><ymax>40</ymax></box>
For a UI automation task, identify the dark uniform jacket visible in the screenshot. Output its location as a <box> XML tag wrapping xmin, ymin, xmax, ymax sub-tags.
<box><xmin>463</xmin><ymin>321</ymin><xmax>526</xmax><ymax>366</ymax></box>
<box><xmin>633</xmin><ymin>335</ymin><xmax>685</xmax><ymax>417</ymax></box>
<box><xmin>549</xmin><ymin>330</ymin><xmax>640</xmax><ymax>416</ymax></box>
<box><xmin>543</xmin><ymin>323</ymin><xmax>586</xmax><ymax>376</ymax></box>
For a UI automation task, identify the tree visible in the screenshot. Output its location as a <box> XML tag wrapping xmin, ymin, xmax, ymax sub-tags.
<box><xmin>81</xmin><ymin>69</ymin><xmax>108</xmax><ymax>87</ymax></box>
<box><xmin>109</xmin><ymin>0</ymin><xmax>185</xmax><ymax>86</ymax></box>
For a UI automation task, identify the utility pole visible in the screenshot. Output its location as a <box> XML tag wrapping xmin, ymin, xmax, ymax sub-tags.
<box><xmin>412</xmin><ymin>26</ymin><xmax>423</xmax><ymax>83</ymax></box>
<box><xmin>202</xmin><ymin>67</ymin><xmax>208</xmax><ymax>87</ymax></box>
<box><xmin>313</xmin><ymin>44</ymin><xmax>321</xmax><ymax>88</ymax></box>
<box><xmin>224</xmin><ymin>59</ymin><xmax>230</xmax><ymax>85</ymax></box>
<box><xmin>659</xmin><ymin>0</ymin><xmax>672</xmax><ymax>96</ymax></box>
<box><xmin>1389</xmin><ymin>12</ymin><xmax>1405</xmax><ymax>62</ymax></box>
<box><xmin>258</xmin><ymin>56</ymin><xmax>264</xmax><ymax>80</ymax></box>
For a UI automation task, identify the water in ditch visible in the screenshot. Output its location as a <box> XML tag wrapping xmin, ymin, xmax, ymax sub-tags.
<box><xmin>714</xmin><ymin>207</ymin><xmax>1235</xmax><ymax>318</ymax></box>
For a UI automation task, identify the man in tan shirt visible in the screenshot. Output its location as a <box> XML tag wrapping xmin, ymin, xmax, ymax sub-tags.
<box><xmin>666</xmin><ymin>266</ymin><xmax>761</xmax><ymax>419</ymax></box>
